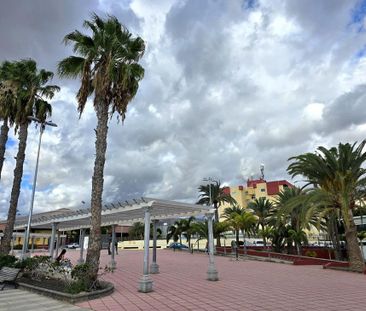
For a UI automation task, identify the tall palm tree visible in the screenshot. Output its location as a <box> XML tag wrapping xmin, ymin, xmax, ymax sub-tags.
<box><xmin>0</xmin><ymin>61</ymin><xmax>19</xmax><ymax>180</ymax></box>
<box><xmin>288</xmin><ymin>142</ymin><xmax>366</xmax><ymax>272</ymax></box>
<box><xmin>0</xmin><ymin>59</ymin><xmax>58</xmax><ymax>254</ymax></box>
<box><xmin>197</xmin><ymin>180</ymin><xmax>236</xmax><ymax>247</ymax></box>
<box><xmin>248</xmin><ymin>197</ymin><xmax>273</xmax><ymax>246</ymax></box>
<box><xmin>58</xmin><ymin>14</ymin><xmax>145</xmax><ymax>283</ymax></box>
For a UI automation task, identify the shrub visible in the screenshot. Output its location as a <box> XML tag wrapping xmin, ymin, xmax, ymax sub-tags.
<box><xmin>71</xmin><ymin>263</ymin><xmax>91</xmax><ymax>280</ymax></box>
<box><xmin>65</xmin><ymin>279</ymin><xmax>87</xmax><ymax>294</ymax></box>
<box><xmin>0</xmin><ymin>254</ymin><xmax>17</xmax><ymax>268</ymax></box>
<box><xmin>305</xmin><ymin>250</ymin><xmax>317</xmax><ymax>257</ymax></box>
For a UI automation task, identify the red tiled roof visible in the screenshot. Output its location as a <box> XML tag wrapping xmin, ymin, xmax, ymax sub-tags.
<box><xmin>267</xmin><ymin>180</ymin><xmax>294</xmax><ymax>195</ymax></box>
<box><xmin>247</xmin><ymin>179</ymin><xmax>266</xmax><ymax>188</ymax></box>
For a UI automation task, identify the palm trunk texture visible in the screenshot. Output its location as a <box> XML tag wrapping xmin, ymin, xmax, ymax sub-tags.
<box><xmin>0</xmin><ymin>119</ymin><xmax>9</xmax><ymax>180</ymax></box>
<box><xmin>85</xmin><ymin>99</ymin><xmax>109</xmax><ymax>285</ymax></box>
<box><xmin>344</xmin><ymin>208</ymin><xmax>364</xmax><ymax>272</ymax></box>
<box><xmin>0</xmin><ymin>123</ymin><xmax>28</xmax><ymax>254</ymax></box>
<box><xmin>329</xmin><ymin>216</ymin><xmax>342</xmax><ymax>260</ymax></box>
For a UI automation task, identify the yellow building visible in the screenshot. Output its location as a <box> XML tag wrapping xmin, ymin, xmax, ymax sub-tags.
<box><xmin>219</xmin><ymin>179</ymin><xmax>293</xmax><ymax>220</ymax></box>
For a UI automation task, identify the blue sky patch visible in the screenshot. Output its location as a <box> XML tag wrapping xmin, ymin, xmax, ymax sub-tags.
<box><xmin>242</xmin><ymin>0</ymin><xmax>258</xmax><ymax>10</ymax></box>
<box><xmin>5</xmin><ymin>137</ymin><xmax>16</xmax><ymax>148</ymax></box>
<box><xmin>350</xmin><ymin>0</ymin><xmax>366</xmax><ymax>32</ymax></box>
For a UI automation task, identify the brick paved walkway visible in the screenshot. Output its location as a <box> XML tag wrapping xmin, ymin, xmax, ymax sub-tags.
<box><xmin>65</xmin><ymin>249</ymin><xmax>366</xmax><ymax>311</ymax></box>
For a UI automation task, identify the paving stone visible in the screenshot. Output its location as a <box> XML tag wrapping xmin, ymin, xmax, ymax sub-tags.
<box><xmin>20</xmin><ymin>249</ymin><xmax>366</xmax><ymax>310</ymax></box>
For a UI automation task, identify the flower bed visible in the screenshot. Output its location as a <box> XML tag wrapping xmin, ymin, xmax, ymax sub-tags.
<box><xmin>0</xmin><ymin>253</ymin><xmax>114</xmax><ymax>303</ymax></box>
<box><xmin>18</xmin><ymin>277</ymin><xmax>114</xmax><ymax>303</ymax></box>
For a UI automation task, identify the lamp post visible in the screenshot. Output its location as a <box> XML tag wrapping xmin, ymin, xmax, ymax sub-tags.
<box><xmin>21</xmin><ymin>116</ymin><xmax>57</xmax><ymax>258</ymax></box>
<box><xmin>203</xmin><ymin>177</ymin><xmax>215</xmax><ymax>209</ymax></box>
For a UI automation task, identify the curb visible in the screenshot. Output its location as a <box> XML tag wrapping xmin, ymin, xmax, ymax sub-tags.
<box><xmin>18</xmin><ymin>280</ymin><xmax>114</xmax><ymax>304</ymax></box>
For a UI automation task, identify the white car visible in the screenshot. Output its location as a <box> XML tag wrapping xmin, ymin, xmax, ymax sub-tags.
<box><xmin>65</xmin><ymin>243</ymin><xmax>79</xmax><ymax>249</ymax></box>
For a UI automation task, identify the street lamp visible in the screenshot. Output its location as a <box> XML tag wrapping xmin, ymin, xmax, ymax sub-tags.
<box><xmin>203</xmin><ymin>177</ymin><xmax>214</xmax><ymax>207</ymax></box>
<box><xmin>21</xmin><ymin>116</ymin><xmax>57</xmax><ymax>258</ymax></box>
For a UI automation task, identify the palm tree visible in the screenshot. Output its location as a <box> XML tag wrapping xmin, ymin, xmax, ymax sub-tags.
<box><xmin>166</xmin><ymin>225</ymin><xmax>179</xmax><ymax>244</ymax></box>
<box><xmin>197</xmin><ymin>180</ymin><xmax>236</xmax><ymax>247</ymax></box>
<box><xmin>248</xmin><ymin>197</ymin><xmax>273</xmax><ymax>246</ymax></box>
<box><xmin>223</xmin><ymin>206</ymin><xmax>257</xmax><ymax>258</ymax></box>
<box><xmin>180</xmin><ymin>216</ymin><xmax>195</xmax><ymax>249</ymax></box>
<box><xmin>128</xmin><ymin>222</ymin><xmax>162</xmax><ymax>240</ymax></box>
<box><xmin>58</xmin><ymin>14</ymin><xmax>145</xmax><ymax>284</ymax></box>
<box><xmin>128</xmin><ymin>222</ymin><xmax>144</xmax><ymax>240</ymax></box>
<box><xmin>190</xmin><ymin>220</ymin><xmax>230</xmax><ymax>251</ymax></box>
<box><xmin>0</xmin><ymin>61</ymin><xmax>22</xmax><ymax>180</ymax></box>
<box><xmin>288</xmin><ymin>142</ymin><xmax>366</xmax><ymax>272</ymax></box>
<box><xmin>236</xmin><ymin>212</ymin><xmax>258</xmax><ymax>256</ymax></box>
<box><xmin>288</xmin><ymin>229</ymin><xmax>308</xmax><ymax>255</ymax></box>
<box><xmin>167</xmin><ymin>218</ymin><xmax>193</xmax><ymax>245</ymax></box>
<box><xmin>0</xmin><ymin>59</ymin><xmax>58</xmax><ymax>255</ymax></box>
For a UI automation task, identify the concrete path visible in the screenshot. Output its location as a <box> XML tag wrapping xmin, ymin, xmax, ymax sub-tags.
<box><xmin>14</xmin><ymin>249</ymin><xmax>366</xmax><ymax>310</ymax></box>
<box><xmin>68</xmin><ymin>249</ymin><xmax>366</xmax><ymax>311</ymax></box>
<box><xmin>0</xmin><ymin>288</ymin><xmax>90</xmax><ymax>311</ymax></box>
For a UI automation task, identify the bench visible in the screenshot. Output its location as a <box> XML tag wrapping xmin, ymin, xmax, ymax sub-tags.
<box><xmin>0</xmin><ymin>267</ymin><xmax>21</xmax><ymax>290</ymax></box>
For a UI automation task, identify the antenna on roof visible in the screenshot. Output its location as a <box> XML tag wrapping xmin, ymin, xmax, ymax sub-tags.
<box><xmin>260</xmin><ymin>163</ymin><xmax>265</xmax><ymax>180</ymax></box>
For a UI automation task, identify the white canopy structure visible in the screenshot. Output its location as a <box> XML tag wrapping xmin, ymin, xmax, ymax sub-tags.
<box><xmin>13</xmin><ymin>198</ymin><xmax>219</xmax><ymax>292</ymax></box>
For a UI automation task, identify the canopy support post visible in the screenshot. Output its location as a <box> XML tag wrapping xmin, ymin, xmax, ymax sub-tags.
<box><xmin>138</xmin><ymin>207</ymin><xmax>153</xmax><ymax>292</ymax></box>
<box><xmin>150</xmin><ymin>219</ymin><xmax>159</xmax><ymax>274</ymax></box>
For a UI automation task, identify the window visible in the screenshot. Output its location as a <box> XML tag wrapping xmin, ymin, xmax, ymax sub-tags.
<box><xmin>260</xmin><ymin>189</ymin><xmax>265</xmax><ymax>192</ymax></box>
<box><xmin>251</xmin><ymin>195</ymin><xmax>256</xmax><ymax>199</ymax></box>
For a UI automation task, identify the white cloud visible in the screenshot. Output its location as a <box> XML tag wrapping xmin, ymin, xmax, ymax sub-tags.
<box><xmin>1</xmin><ymin>0</ymin><xmax>366</xmax><ymax>218</ymax></box>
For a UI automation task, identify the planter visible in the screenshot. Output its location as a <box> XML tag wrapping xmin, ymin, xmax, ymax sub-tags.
<box><xmin>18</xmin><ymin>280</ymin><xmax>114</xmax><ymax>304</ymax></box>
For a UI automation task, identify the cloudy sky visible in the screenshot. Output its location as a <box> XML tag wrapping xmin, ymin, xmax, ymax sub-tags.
<box><xmin>1</xmin><ymin>0</ymin><xmax>366</xmax><ymax>218</ymax></box>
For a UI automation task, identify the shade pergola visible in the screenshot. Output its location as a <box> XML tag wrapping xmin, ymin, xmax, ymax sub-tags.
<box><xmin>14</xmin><ymin>198</ymin><xmax>209</xmax><ymax>230</ymax></box>
<box><xmin>15</xmin><ymin>198</ymin><xmax>219</xmax><ymax>292</ymax></box>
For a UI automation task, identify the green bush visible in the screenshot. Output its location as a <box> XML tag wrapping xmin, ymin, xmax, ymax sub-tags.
<box><xmin>305</xmin><ymin>250</ymin><xmax>317</xmax><ymax>257</ymax></box>
<box><xmin>15</xmin><ymin>255</ymin><xmax>50</xmax><ymax>272</ymax></box>
<box><xmin>65</xmin><ymin>279</ymin><xmax>87</xmax><ymax>294</ymax></box>
<box><xmin>71</xmin><ymin>263</ymin><xmax>91</xmax><ymax>280</ymax></box>
<box><xmin>0</xmin><ymin>254</ymin><xmax>17</xmax><ymax>268</ymax></box>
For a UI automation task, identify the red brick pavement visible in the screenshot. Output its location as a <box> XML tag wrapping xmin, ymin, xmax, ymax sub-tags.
<box><xmin>62</xmin><ymin>249</ymin><xmax>366</xmax><ymax>311</ymax></box>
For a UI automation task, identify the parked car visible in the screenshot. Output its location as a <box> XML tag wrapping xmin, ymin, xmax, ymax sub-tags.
<box><xmin>168</xmin><ymin>242</ymin><xmax>189</xmax><ymax>250</ymax></box>
<box><xmin>65</xmin><ymin>243</ymin><xmax>79</xmax><ymax>249</ymax></box>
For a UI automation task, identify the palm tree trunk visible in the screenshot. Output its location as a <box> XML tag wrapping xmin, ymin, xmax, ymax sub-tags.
<box><xmin>343</xmin><ymin>208</ymin><xmax>364</xmax><ymax>272</ymax></box>
<box><xmin>235</xmin><ymin>230</ymin><xmax>239</xmax><ymax>260</ymax></box>
<box><xmin>242</xmin><ymin>230</ymin><xmax>248</xmax><ymax>257</ymax></box>
<box><xmin>0</xmin><ymin>119</ymin><xmax>9</xmax><ymax>180</ymax></box>
<box><xmin>328</xmin><ymin>215</ymin><xmax>341</xmax><ymax>260</ymax></box>
<box><xmin>296</xmin><ymin>242</ymin><xmax>301</xmax><ymax>255</ymax></box>
<box><xmin>85</xmin><ymin>99</ymin><xmax>109</xmax><ymax>285</ymax></box>
<box><xmin>0</xmin><ymin>123</ymin><xmax>28</xmax><ymax>254</ymax></box>
<box><xmin>261</xmin><ymin>223</ymin><xmax>266</xmax><ymax>247</ymax></box>
<box><xmin>214</xmin><ymin>202</ymin><xmax>221</xmax><ymax>247</ymax></box>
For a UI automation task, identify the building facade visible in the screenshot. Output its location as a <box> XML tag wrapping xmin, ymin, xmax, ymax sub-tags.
<box><xmin>219</xmin><ymin>178</ymin><xmax>293</xmax><ymax>219</ymax></box>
